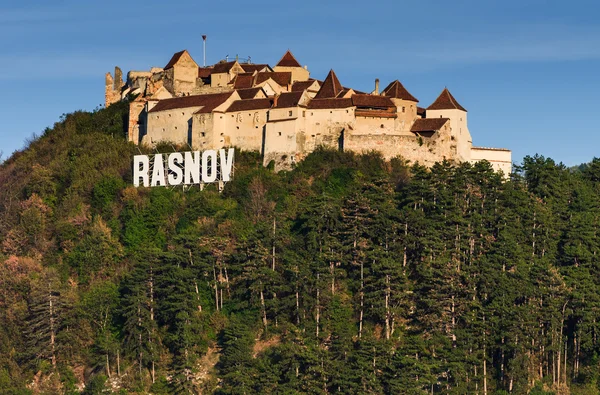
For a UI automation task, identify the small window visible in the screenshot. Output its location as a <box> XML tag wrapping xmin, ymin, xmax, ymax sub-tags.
<box><xmin>201</xmin><ymin>132</ymin><xmax>205</xmax><ymax>137</ymax></box>
<box><xmin>311</xmin><ymin>112</ymin><xmax>313</xmax><ymax>116</ymax></box>
<box><xmin>440</xmin><ymin>115</ymin><xmax>442</xmax><ymax>118</ymax></box>
<box><xmin>346</xmin><ymin>110</ymin><xmax>349</xmax><ymax>113</ymax></box>
<box><xmin>380</xmin><ymin>124</ymin><xmax>384</xmax><ymax>128</ymax></box>
<box><xmin>236</xmin><ymin>126</ymin><xmax>239</xmax><ymax>129</ymax></box>
<box><xmin>303</xmin><ymin>111</ymin><xmax>306</xmax><ymax>117</ymax></box>
<box><xmin>220</xmin><ymin>116</ymin><xmax>223</xmax><ymax>119</ymax></box>
<box><xmin>330</xmin><ymin>111</ymin><xmax>333</xmax><ymax>114</ymax></box>
<box><xmin>289</xmin><ymin>110</ymin><xmax>293</xmax><ymax>116</ymax></box>
<box><xmin>182</xmin><ymin>112</ymin><xmax>185</xmax><ymax>115</ymax></box>
<box><xmin>174</xmin><ymin>126</ymin><xmax>177</xmax><ymax>130</ymax></box>
<box><xmin>278</xmin><ymin>132</ymin><xmax>282</xmax><ymax>136</ymax></box>
<box><xmin>402</xmin><ymin>107</ymin><xmax>405</xmax><ymax>113</ymax></box>
<box><xmin>168</xmin><ymin>113</ymin><xmax>171</xmax><ymax>117</ymax></box>
<box><xmin>231</xmin><ymin>114</ymin><xmax>234</xmax><ymax>117</ymax></box>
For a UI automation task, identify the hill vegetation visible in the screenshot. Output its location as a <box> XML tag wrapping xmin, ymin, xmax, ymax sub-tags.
<box><xmin>3</xmin><ymin>103</ymin><xmax>600</xmax><ymax>394</ymax></box>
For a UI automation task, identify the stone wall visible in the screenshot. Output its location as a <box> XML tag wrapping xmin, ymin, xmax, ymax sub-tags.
<box><xmin>344</xmin><ymin>122</ymin><xmax>458</xmax><ymax>165</ymax></box>
<box><xmin>426</xmin><ymin>108</ymin><xmax>471</xmax><ymax>161</ymax></box>
<box><xmin>104</xmin><ymin>67</ymin><xmax>124</xmax><ymax>107</ymax></box>
<box><xmin>144</xmin><ymin>107</ymin><xmax>200</xmax><ymax>146</ymax></box>
<box><xmin>221</xmin><ymin>109</ymin><xmax>269</xmax><ymax>152</ymax></box>
<box><xmin>470</xmin><ymin>147</ymin><xmax>512</xmax><ymax>175</ymax></box>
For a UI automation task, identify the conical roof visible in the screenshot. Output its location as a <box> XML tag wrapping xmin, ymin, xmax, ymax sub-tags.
<box><xmin>314</xmin><ymin>69</ymin><xmax>343</xmax><ymax>99</ymax></box>
<box><xmin>383</xmin><ymin>80</ymin><xmax>419</xmax><ymax>103</ymax></box>
<box><xmin>427</xmin><ymin>88</ymin><xmax>467</xmax><ymax>111</ymax></box>
<box><xmin>276</xmin><ymin>50</ymin><xmax>302</xmax><ymax>67</ymax></box>
<box><xmin>382</xmin><ymin>80</ymin><xmax>419</xmax><ymax>102</ymax></box>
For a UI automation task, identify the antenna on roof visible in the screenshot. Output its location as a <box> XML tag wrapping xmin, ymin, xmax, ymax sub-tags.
<box><xmin>202</xmin><ymin>35</ymin><xmax>207</xmax><ymax>67</ymax></box>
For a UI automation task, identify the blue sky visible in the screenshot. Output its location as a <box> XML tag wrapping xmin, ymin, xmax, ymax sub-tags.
<box><xmin>1</xmin><ymin>0</ymin><xmax>599</xmax><ymax>166</ymax></box>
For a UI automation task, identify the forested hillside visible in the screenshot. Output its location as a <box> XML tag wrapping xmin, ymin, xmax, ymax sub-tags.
<box><xmin>3</xmin><ymin>103</ymin><xmax>600</xmax><ymax>394</ymax></box>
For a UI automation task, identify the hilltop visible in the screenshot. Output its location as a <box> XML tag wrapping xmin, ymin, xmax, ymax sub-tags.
<box><xmin>2</xmin><ymin>101</ymin><xmax>600</xmax><ymax>394</ymax></box>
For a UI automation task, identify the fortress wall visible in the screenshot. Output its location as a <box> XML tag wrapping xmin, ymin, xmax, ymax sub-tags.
<box><xmin>390</xmin><ymin>98</ymin><xmax>419</xmax><ymax>133</ymax></box>
<box><xmin>299</xmin><ymin>108</ymin><xmax>354</xmax><ymax>152</ymax></box>
<box><xmin>353</xmin><ymin>116</ymin><xmax>395</xmax><ymax>135</ymax></box>
<box><xmin>192</xmin><ymin>113</ymin><xmax>216</xmax><ymax>149</ymax></box>
<box><xmin>222</xmin><ymin>109</ymin><xmax>269</xmax><ymax>152</ymax></box>
<box><xmin>470</xmin><ymin>147</ymin><xmax>512</xmax><ymax>175</ymax></box>
<box><xmin>144</xmin><ymin>107</ymin><xmax>198</xmax><ymax>146</ymax></box>
<box><xmin>426</xmin><ymin>109</ymin><xmax>472</xmax><ymax>161</ymax></box>
<box><xmin>344</xmin><ymin>123</ymin><xmax>457</xmax><ymax>164</ymax></box>
<box><xmin>128</xmin><ymin>100</ymin><xmax>146</xmax><ymax>144</ymax></box>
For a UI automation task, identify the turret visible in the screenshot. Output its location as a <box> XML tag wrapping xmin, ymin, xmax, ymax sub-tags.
<box><xmin>382</xmin><ymin>80</ymin><xmax>419</xmax><ymax>133</ymax></box>
<box><xmin>425</xmin><ymin>88</ymin><xmax>472</xmax><ymax>160</ymax></box>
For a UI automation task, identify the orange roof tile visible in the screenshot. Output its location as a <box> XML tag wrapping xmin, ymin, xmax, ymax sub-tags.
<box><xmin>198</xmin><ymin>67</ymin><xmax>213</xmax><ymax>78</ymax></box>
<box><xmin>255</xmin><ymin>72</ymin><xmax>292</xmax><ymax>87</ymax></box>
<box><xmin>241</xmin><ymin>64</ymin><xmax>271</xmax><ymax>73</ymax></box>
<box><xmin>236</xmin><ymin>87</ymin><xmax>263</xmax><ymax>100</ymax></box>
<box><xmin>212</xmin><ymin>61</ymin><xmax>238</xmax><ymax>74</ymax></box>
<box><xmin>275</xmin><ymin>91</ymin><xmax>304</xmax><ymax>108</ymax></box>
<box><xmin>292</xmin><ymin>80</ymin><xmax>319</xmax><ymax>92</ymax></box>
<box><xmin>314</xmin><ymin>70</ymin><xmax>343</xmax><ymax>99</ymax></box>
<box><xmin>148</xmin><ymin>92</ymin><xmax>234</xmax><ymax>113</ymax></box>
<box><xmin>427</xmin><ymin>88</ymin><xmax>467</xmax><ymax>111</ymax></box>
<box><xmin>232</xmin><ymin>73</ymin><xmax>255</xmax><ymax>89</ymax></box>
<box><xmin>411</xmin><ymin>118</ymin><xmax>450</xmax><ymax>132</ymax></box>
<box><xmin>351</xmin><ymin>94</ymin><xmax>395</xmax><ymax>108</ymax></box>
<box><xmin>227</xmin><ymin>98</ymin><xmax>272</xmax><ymax>112</ymax></box>
<box><xmin>276</xmin><ymin>50</ymin><xmax>302</xmax><ymax>67</ymax></box>
<box><xmin>307</xmin><ymin>98</ymin><xmax>353</xmax><ymax>109</ymax></box>
<box><xmin>164</xmin><ymin>50</ymin><xmax>187</xmax><ymax>69</ymax></box>
<box><xmin>382</xmin><ymin>80</ymin><xmax>419</xmax><ymax>102</ymax></box>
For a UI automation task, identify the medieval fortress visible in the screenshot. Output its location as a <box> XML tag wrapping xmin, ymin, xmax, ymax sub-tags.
<box><xmin>105</xmin><ymin>49</ymin><xmax>511</xmax><ymax>173</ymax></box>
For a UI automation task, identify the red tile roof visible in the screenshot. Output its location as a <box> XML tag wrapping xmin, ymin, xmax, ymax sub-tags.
<box><xmin>241</xmin><ymin>64</ymin><xmax>271</xmax><ymax>73</ymax></box>
<box><xmin>275</xmin><ymin>50</ymin><xmax>302</xmax><ymax>67</ymax></box>
<box><xmin>255</xmin><ymin>72</ymin><xmax>292</xmax><ymax>87</ymax></box>
<box><xmin>355</xmin><ymin>110</ymin><xmax>397</xmax><ymax>118</ymax></box>
<box><xmin>275</xmin><ymin>91</ymin><xmax>304</xmax><ymax>108</ymax></box>
<box><xmin>164</xmin><ymin>50</ymin><xmax>187</xmax><ymax>69</ymax></box>
<box><xmin>292</xmin><ymin>80</ymin><xmax>319</xmax><ymax>92</ymax></box>
<box><xmin>148</xmin><ymin>92</ymin><xmax>233</xmax><ymax>113</ymax></box>
<box><xmin>227</xmin><ymin>98</ymin><xmax>272</xmax><ymax>112</ymax></box>
<box><xmin>351</xmin><ymin>94</ymin><xmax>395</xmax><ymax>109</ymax></box>
<box><xmin>314</xmin><ymin>70</ymin><xmax>343</xmax><ymax>99</ymax></box>
<box><xmin>427</xmin><ymin>88</ymin><xmax>467</xmax><ymax>111</ymax></box>
<box><xmin>307</xmin><ymin>98</ymin><xmax>353</xmax><ymax>109</ymax></box>
<box><xmin>417</xmin><ymin>106</ymin><xmax>426</xmax><ymax>116</ymax></box>
<box><xmin>212</xmin><ymin>61</ymin><xmax>238</xmax><ymax>74</ymax></box>
<box><xmin>198</xmin><ymin>67</ymin><xmax>213</xmax><ymax>78</ymax></box>
<box><xmin>382</xmin><ymin>80</ymin><xmax>419</xmax><ymax>102</ymax></box>
<box><xmin>232</xmin><ymin>73</ymin><xmax>255</xmax><ymax>89</ymax></box>
<box><xmin>411</xmin><ymin>118</ymin><xmax>449</xmax><ymax>132</ymax></box>
<box><xmin>236</xmin><ymin>87</ymin><xmax>263</xmax><ymax>100</ymax></box>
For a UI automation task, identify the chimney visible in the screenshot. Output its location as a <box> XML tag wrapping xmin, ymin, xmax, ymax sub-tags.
<box><xmin>202</xmin><ymin>35</ymin><xmax>207</xmax><ymax>67</ymax></box>
<box><xmin>374</xmin><ymin>78</ymin><xmax>380</xmax><ymax>95</ymax></box>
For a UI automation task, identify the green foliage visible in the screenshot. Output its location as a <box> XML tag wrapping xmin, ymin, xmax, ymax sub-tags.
<box><xmin>5</xmin><ymin>105</ymin><xmax>600</xmax><ymax>392</ymax></box>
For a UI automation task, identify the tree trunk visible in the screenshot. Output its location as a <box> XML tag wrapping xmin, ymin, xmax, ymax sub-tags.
<box><xmin>359</xmin><ymin>261</ymin><xmax>364</xmax><ymax>338</ymax></box>
<box><xmin>316</xmin><ymin>273</ymin><xmax>320</xmax><ymax>338</ymax></box>
<box><xmin>385</xmin><ymin>274</ymin><xmax>390</xmax><ymax>340</ymax></box>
